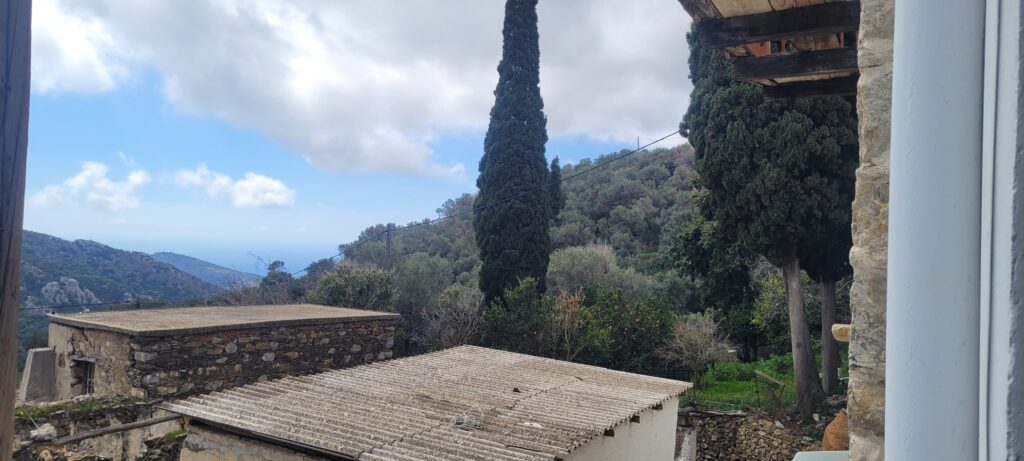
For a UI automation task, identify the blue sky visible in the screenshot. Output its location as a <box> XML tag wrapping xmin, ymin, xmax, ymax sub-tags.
<box><xmin>24</xmin><ymin>0</ymin><xmax>691</xmax><ymax>274</ymax></box>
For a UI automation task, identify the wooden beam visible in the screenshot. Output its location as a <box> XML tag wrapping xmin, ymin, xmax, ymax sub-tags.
<box><xmin>677</xmin><ymin>0</ymin><xmax>721</xmax><ymax>21</ymax></box>
<box><xmin>55</xmin><ymin>414</ymin><xmax>183</xmax><ymax>445</ymax></box>
<box><xmin>696</xmin><ymin>2</ymin><xmax>861</xmax><ymax>48</ymax></box>
<box><xmin>763</xmin><ymin>75</ymin><xmax>859</xmax><ymax>98</ymax></box>
<box><xmin>733</xmin><ymin>48</ymin><xmax>859</xmax><ymax>81</ymax></box>
<box><xmin>1</xmin><ymin>0</ymin><xmax>32</xmax><ymax>457</ymax></box>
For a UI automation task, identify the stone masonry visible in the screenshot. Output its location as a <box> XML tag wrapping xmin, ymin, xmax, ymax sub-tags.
<box><xmin>126</xmin><ymin>320</ymin><xmax>396</xmax><ymax>398</ymax></box>
<box><xmin>47</xmin><ymin>305</ymin><xmax>399</xmax><ymax>401</ymax></box>
<box><xmin>849</xmin><ymin>0</ymin><xmax>893</xmax><ymax>459</ymax></box>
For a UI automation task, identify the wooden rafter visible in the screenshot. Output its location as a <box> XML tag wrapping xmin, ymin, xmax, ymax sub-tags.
<box><xmin>763</xmin><ymin>76</ymin><xmax>859</xmax><ymax>98</ymax></box>
<box><xmin>696</xmin><ymin>2</ymin><xmax>861</xmax><ymax>48</ymax></box>
<box><xmin>733</xmin><ymin>48</ymin><xmax>858</xmax><ymax>81</ymax></box>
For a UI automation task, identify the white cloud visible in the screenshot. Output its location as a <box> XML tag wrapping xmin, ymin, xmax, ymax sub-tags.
<box><xmin>31</xmin><ymin>0</ymin><xmax>131</xmax><ymax>93</ymax></box>
<box><xmin>33</xmin><ymin>0</ymin><xmax>691</xmax><ymax>174</ymax></box>
<box><xmin>32</xmin><ymin>161</ymin><xmax>150</xmax><ymax>211</ymax></box>
<box><xmin>175</xmin><ymin>164</ymin><xmax>296</xmax><ymax>208</ymax></box>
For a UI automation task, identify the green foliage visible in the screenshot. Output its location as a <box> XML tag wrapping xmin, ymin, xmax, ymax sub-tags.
<box><xmin>482</xmin><ymin>278</ymin><xmax>555</xmax><ymax>356</ymax></box>
<box><xmin>553</xmin><ymin>146</ymin><xmax>696</xmax><ymax>272</ymax></box>
<box><xmin>672</xmin><ymin>212</ymin><xmax>768</xmax><ymax>358</ymax></box>
<box><xmin>546</xmin><ymin>244</ymin><xmax>617</xmax><ymax>296</ymax></box>
<box><xmin>692</xmin><ymin>354</ymin><xmax>797</xmax><ymax>412</ymax></box>
<box><xmin>575</xmin><ymin>287</ymin><xmax>674</xmax><ymax>375</ymax></box>
<box><xmin>680</xmin><ymin>32</ymin><xmax>858</xmax><ymax>266</ymax></box>
<box><xmin>307</xmin><ymin>264</ymin><xmax>397</xmax><ymax>312</ymax></box>
<box><xmin>395</xmin><ymin>252</ymin><xmax>453</xmax><ymax>316</ymax></box>
<box><xmin>474</xmin><ymin>0</ymin><xmax>555</xmax><ymax>303</ymax></box>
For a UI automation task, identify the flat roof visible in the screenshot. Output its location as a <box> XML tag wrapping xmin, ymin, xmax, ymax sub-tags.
<box><xmin>48</xmin><ymin>304</ymin><xmax>399</xmax><ymax>336</ymax></box>
<box><xmin>163</xmin><ymin>346</ymin><xmax>690</xmax><ymax>460</ymax></box>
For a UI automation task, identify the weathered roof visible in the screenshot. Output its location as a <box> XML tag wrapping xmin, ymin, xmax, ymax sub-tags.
<box><xmin>163</xmin><ymin>345</ymin><xmax>690</xmax><ymax>460</ymax></box>
<box><xmin>48</xmin><ymin>304</ymin><xmax>399</xmax><ymax>336</ymax></box>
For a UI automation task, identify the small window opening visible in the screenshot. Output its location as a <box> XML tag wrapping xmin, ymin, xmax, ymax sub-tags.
<box><xmin>71</xmin><ymin>357</ymin><xmax>96</xmax><ymax>395</ymax></box>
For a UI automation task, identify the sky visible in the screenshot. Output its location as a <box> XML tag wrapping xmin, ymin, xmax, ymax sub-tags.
<box><xmin>24</xmin><ymin>0</ymin><xmax>693</xmax><ymax>274</ymax></box>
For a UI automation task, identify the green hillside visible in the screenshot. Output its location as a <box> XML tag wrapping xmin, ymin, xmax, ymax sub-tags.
<box><xmin>151</xmin><ymin>252</ymin><xmax>261</xmax><ymax>289</ymax></box>
<box><xmin>20</xmin><ymin>231</ymin><xmax>222</xmax><ymax>306</ymax></box>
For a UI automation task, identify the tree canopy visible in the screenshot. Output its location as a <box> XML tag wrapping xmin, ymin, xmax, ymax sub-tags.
<box><xmin>474</xmin><ymin>0</ymin><xmax>555</xmax><ymax>303</ymax></box>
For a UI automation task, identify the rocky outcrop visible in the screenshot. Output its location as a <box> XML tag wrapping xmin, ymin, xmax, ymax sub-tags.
<box><xmin>40</xmin><ymin>277</ymin><xmax>100</xmax><ymax>306</ymax></box>
<box><xmin>849</xmin><ymin>0</ymin><xmax>893</xmax><ymax>460</ymax></box>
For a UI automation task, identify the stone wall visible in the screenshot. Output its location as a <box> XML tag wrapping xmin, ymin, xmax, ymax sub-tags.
<box><xmin>52</xmin><ymin>319</ymin><xmax>397</xmax><ymax>400</ymax></box>
<box><xmin>13</xmin><ymin>396</ymin><xmax>183</xmax><ymax>461</ymax></box>
<box><xmin>849</xmin><ymin>0</ymin><xmax>893</xmax><ymax>460</ymax></box>
<box><xmin>677</xmin><ymin>410</ymin><xmax>820</xmax><ymax>461</ymax></box>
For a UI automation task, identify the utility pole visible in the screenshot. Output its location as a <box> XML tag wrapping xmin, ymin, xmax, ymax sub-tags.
<box><xmin>1</xmin><ymin>0</ymin><xmax>32</xmax><ymax>457</ymax></box>
<box><xmin>384</xmin><ymin>224</ymin><xmax>393</xmax><ymax>270</ymax></box>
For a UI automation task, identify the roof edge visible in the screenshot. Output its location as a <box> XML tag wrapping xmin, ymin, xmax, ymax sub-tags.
<box><xmin>47</xmin><ymin>311</ymin><xmax>400</xmax><ymax>337</ymax></box>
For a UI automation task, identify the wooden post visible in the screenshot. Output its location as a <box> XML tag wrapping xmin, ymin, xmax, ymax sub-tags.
<box><xmin>1</xmin><ymin>0</ymin><xmax>31</xmax><ymax>458</ymax></box>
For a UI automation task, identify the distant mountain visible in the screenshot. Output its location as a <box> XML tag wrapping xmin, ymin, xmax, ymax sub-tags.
<box><xmin>151</xmin><ymin>252</ymin><xmax>261</xmax><ymax>289</ymax></box>
<box><xmin>19</xmin><ymin>231</ymin><xmax>223</xmax><ymax>307</ymax></box>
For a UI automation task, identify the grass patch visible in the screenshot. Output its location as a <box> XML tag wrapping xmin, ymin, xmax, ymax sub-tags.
<box><xmin>688</xmin><ymin>353</ymin><xmax>797</xmax><ymax>413</ymax></box>
<box><xmin>15</xmin><ymin>397</ymin><xmax>136</xmax><ymax>420</ymax></box>
<box><xmin>162</xmin><ymin>429</ymin><xmax>187</xmax><ymax>443</ymax></box>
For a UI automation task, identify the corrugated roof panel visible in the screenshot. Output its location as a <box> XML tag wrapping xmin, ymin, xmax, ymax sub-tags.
<box><xmin>163</xmin><ymin>346</ymin><xmax>690</xmax><ymax>460</ymax></box>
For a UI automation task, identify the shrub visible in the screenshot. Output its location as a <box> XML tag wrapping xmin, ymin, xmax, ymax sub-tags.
<box><xmin>417</xmin><ymin>284</ymin><xmax>484</xmax><ymax>351</ymax></box>
<box><xmin>307</xmin><ymin>264</ymin><xmax>396</xmax><ymax>312</ymax></box>
<box><xmin>655</xmin><ymin>312</ymin><xmax>734</xmax><ymax>384</ymax></box>
<box><xmin>481</xmin><ymin>278</ymin><xmax>555</xmax><ymax>356</ymax></box>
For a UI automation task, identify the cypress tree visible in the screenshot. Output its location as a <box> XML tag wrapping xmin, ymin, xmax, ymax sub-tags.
<box><xmin>475</xmin><ymin>0</ymin><xmax>553</xmax><ymax>304</ymax></box>
<box><xmin>680</xmin><ymin>26</ymin><xmax>858</xmax><ymax>416</ymax></box>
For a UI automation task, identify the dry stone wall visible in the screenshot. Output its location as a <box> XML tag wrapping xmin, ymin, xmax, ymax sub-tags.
<box><xmin>677</xmin><ymin>410</ymin><xmax>820</xmax><ymax>461</ymax></box>
<box><xmin>127</xmin><ymin>319</ymin><xmax>397</xmax><ymax>398</ymax></box>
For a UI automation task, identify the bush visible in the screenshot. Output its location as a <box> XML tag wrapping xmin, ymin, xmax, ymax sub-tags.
<box><xmin>481</xmin><ymin>278</ymin><xmax>555</xmax><ymax>356</ymax></box>
<box><xmin>576</xmin><ymin>287</ymin><xmax>674</xmax><ymax>375</ymax></box>
<box><xmin>547</xmin><ymin>244</ymin><xmax>617</xmax><ymax>295</ymax></box>
<box><xmin>307</xmin><ymin>264</ymin><xmax>396</xmax><ymax>312</ymax></box>
<box><xmin>417</xmin><ymin>284</ymin><xmax>483</xmax><ymax>351</ymax></box>
<box><xmin>655</xmin><ymin>312</ymin><xmax>734</xmax><ymax>383</ymax></box>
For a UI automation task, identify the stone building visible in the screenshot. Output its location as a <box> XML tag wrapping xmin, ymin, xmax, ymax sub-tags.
<box><xmin>21</xmin><ymin>304</ymin><xmax>398</xmax><ymax>402</ymax></box>
<box><xmin>164</xmin><ymin>345</ymin><xmax>690</xmax><ymax>461</ymax></box>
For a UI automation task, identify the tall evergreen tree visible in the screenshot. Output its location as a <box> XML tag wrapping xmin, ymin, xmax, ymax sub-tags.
<box><xmin>549</xmin><ymin>157</ymin><xmax>565</xmax><ymax>220</ymax></box>
<box><xmin>475</xmin><ymin>0</ymin><xmax>553</xmax><ymax>304</ymax></box>
<box><xmin>680</xmin><ymin>27</ymin><xmax>858</xmax><ymax>416</ymax></box>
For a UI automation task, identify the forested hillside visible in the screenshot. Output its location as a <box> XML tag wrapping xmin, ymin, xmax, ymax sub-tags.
<box><xmin>344</xmin><ymin>144</ymin><xmax>697</xmax><ymax>278</ymax></box>
<box><xmin>20</xmin><ymin>231</ymin><xmax>222</xmax><ymax>307</ymax></box>
<box><xmin>151</xmin><ymin>252</ymin><xmax>261</xmax><ymax>289</ymax></box>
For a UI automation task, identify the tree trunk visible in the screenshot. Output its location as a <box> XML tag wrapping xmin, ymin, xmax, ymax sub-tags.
<box><xmin>820</xmin><ymin>279</ymin><xmax>839</xmax><ymax>393</ymax></box>
<box><xmin>782</xmin><ymin>256</ymin><xmax>825</xmax><ymax>417</ymax></box>
<box><xmin>1</xmin><ymin>0</ymin><xmax>32</xmax><ymax>457</ymax></box>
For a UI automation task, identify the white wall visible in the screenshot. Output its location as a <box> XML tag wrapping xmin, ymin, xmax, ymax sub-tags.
<box><xmin>566</xmin><ymin>398</ymin><xmax>679</xmax><ymax>461</ymax></box>
<box><xmin>980</xmin><ymin>0</ymin><xmax>1024</xmax><ymax>458</ymax></box>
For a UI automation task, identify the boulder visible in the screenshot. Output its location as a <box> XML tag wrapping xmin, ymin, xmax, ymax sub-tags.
<box><xmin>30</xmin><ymin>423</ymin><xmax>57</xmax><ymax>442</ymax></box>
<box><xmin>823</xmin><ymin>410</ymin><xmax>850</xmax><ymax>450</ymax></box>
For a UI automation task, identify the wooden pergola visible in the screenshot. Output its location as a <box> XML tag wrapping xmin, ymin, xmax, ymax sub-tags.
<box><xmin>677</xmin><ymin>0</ymin><xmax>860</xmax><ymax>98</ymax></box>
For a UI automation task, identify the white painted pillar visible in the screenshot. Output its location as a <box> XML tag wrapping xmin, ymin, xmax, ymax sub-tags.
<box><xmin>885</xmin><ymin>0</ymin><xmax>986</xmax><ymax>459</ymax></box>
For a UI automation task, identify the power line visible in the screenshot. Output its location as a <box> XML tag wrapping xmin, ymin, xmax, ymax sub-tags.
<box><xmin>20</xmin><ymin>130</ymin><xmax>682</xmax><ymax>311</ymax></box>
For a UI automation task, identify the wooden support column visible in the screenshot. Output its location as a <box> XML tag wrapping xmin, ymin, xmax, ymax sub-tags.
<box><xmin>733</xmin><ymin>48</ymin><xmax>859</xmax><ymax>81</ymax></box>
<box><xmin>696</xmin><ymin>2</ymin><xmax>861</xmax><ymax>48</ymax></box>
<box><xmin>1</xmin><ymin>0</ymin><xmax>31</xmax><ymax>458</ymax></box>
